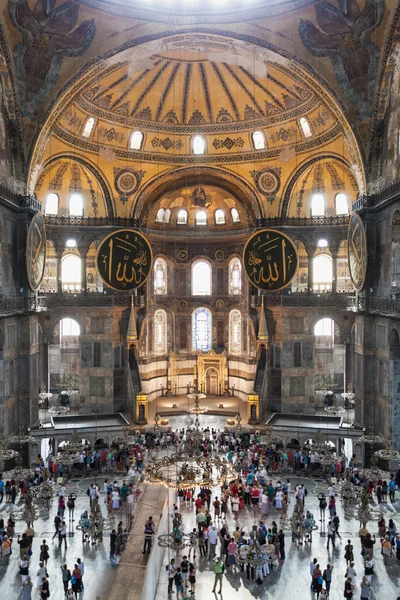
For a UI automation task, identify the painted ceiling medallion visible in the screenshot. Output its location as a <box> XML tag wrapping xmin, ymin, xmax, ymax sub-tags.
<box><xmin>114</xmin><ymin>169</ymin><xmax>140</xmax><ymax>196</ymax></box>
<box><xmin>256</xmin><ymin>169</ymin><xmax>281</xmax><ymax>197</ymax></box>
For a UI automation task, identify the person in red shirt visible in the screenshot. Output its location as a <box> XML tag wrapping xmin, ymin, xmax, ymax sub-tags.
<box><xmin>251</xmin><ymin>486</ymin><xmax>260</xmax><ymax>506</ymax></box>
<box><xmin>195</xmin><ymin>497</ymin><xmax>203</xmax><ymax>514</ymax></box>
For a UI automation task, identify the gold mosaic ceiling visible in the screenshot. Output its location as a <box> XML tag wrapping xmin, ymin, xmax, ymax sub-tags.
<box><xmin>55</xmin><ymin>49</ymin><xmax>339</xmax><ymax>157</ymax></box>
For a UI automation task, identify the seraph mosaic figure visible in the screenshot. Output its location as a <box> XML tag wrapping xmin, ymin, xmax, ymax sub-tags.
<box><xmin>9</xmin><ymin>0</ymin><xmax>96</xmax><ymax>118</ymax></box>
<box><xmin>299</xmin><ymin>0</ymin><xmax>384</xmax><ymax>119</ymax></box>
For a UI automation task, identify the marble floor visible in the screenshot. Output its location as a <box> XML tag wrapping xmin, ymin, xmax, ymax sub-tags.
<box><xmin>154</xmin><ymin>473</ymin><xmax>400</xmax><ymax>600</ymax></box>
<box><xmin>1</xmin><ymin>467</ymin><xmax>399</xmax><ymax>600</ymax></box>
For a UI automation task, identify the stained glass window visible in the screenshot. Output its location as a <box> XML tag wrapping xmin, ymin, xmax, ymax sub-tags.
<box><xmin>192</xmin><ymin>307</ymin><xmax>212</xmax><ymax>351</ymax></box>
<box><xmin>154</xmin><ymin>257</ymin><xmax>167</xmax><ymax>295</ymax></box>
<box><xmin>192</xmin><ymin>260</ymin><xmax>211</xmax><ymax>295</ymax></box>
<box><xmin>229</xmin><ymin>310</ymin><xmax>241</xmax><ymax>354</ymax></box>
<box><xmin>154</xmin><ymin>309</ymin><xmax>167</xmax><ymax>354</ymax></box>
<box><xmin>229</xmin><ymin>258</ymin><xmax>242</xmax><ymax>294</ymax></box>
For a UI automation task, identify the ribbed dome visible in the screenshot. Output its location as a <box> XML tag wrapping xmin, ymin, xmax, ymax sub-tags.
<box><xmin>77</xmin><ymin>51</ymin><xmax>315</xmax><ymax>128</ymax></box>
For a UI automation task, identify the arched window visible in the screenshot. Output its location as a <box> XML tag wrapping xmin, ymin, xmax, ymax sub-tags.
<box><xmin>155</xmin><ymin>208</ymin><xmax>165</xmax><ymax>222</ymax></box>
<box><xmin>192</xmin><ymin>307</ymin><xmax>212</xmax><ymax>351</ymax></box>
<box><xmin>154</xmin><ymin>258</ymin><xmax>167</xmax><ymax>295</ymax></box>
<box><xmin>231</xmin><ymin>207</ymin><xmax>240</xmax><ymax>223</ymax></box>
<box><xmin>229</xmin><ymin>258</ymin><xmax>242</xmax><ymax>295</ymax></box>
<box><xmin>163</xmin><ymin>208</ymin><xmax>171</xmax><ymax>223</ymax></box>
<box><xmin>154</xmin><ymin>310</ymin><xmax>167</xmax><ymax>354</ymax></box>
<box><xmin>82</xmin><ymin>117</ymin><xmax>95</xmax><ymax>138</ymax></box>
<box><xmin>252</xmin><ymin>130</ymin><xmax>266</xmax><ymax>150</ymax></box>
<box><xmin>130</xmin><ymin>130</ymin><xmax>144</xmax><ymax>150</ymax></box>
<box><xmin>192</xmin><ymin>135</ymin><xmax>206</xmax><ymax>155</ymax></box>
<box><xmin>215</xmin><ymin>209</ymin><xmax>225</xmax><ymax>225</ymax></box>
<box><xmin>313</xmin><ymin>254</ymin><xmax>332</xmax><ymax>290</ymax></box>
<box><xmin>299</xmin><ymin>117</ymin><xmax>312</xmax><ymax>138</ymax></box>
<box><xmin>177</xmin><ymin>209</ymin><xmax>188</xmax><ymax>225</ymax></box>
<box><xmin>60</xmin><ymin>318</ymin><xmax>80</xmax><ymax>337</ymax></box>
<box><xmin>195</xmin><ymin>210</ymin><xmax>207</xmax><ymax>226</ymax></box>
<box><xmin>61</xmin><ymin>254</ymin><xmax>81</xmax><ymax>290</ymax></box>
<box><xmin>192</xmin><ymin>260</ymin><xmax>211</xmax><ymax>295</ymax></box>
<box><xmin>66</xmin><ymin>239</ymin><xmax>77</xmax><ymax>248</ymax></box>
<box><xmin>229</xmin><ymin>310</ymin><xmax>241</xmax><ymax>354</ymax></box>
<box><xmin>317</xmin><ymin>239</ymin><xmax>328</xmax><ymax>248</ymax></box>
<box><xmin>335</xmin><ymin>193</ymin><xmax>349</xmax><ymax>215</ymax></box>
<box><xmin>69</xmin><ymin>194</ymin><xmax>83</xmax><ymax>217</ymax></box>
<box><xmin>45</xmin><ymin>193</ymin><xmax>58</xmax><ymax>215</ymax></box>
<box><xmin>311</xmin><ymin>194</ymin><xmax>325</xmax><ymax>217</ymax></box>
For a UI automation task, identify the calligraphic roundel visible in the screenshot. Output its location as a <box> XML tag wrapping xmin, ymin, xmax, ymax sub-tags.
<box><xmin>347</xmin><ymin>213</ymin><xmax>367</xmax><ymax>292</ymax></box>
<box><xmin>96</xmin><ymin>229</ymin><xmax>152</xmax><ymax>291</ymax></box>
<box><xmin>26</xmin><ymin>213</ymin><xmax>46</xmax><ymax>292</ymax></box>
<box><xmin>243</xmin><ymin>229</ymin><xmax>298</xmax><ymax>291</ymax></box>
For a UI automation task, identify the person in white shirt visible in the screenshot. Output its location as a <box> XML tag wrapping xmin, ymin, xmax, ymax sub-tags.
<box><xmin>59</xmin><ymin>485</ymin><xmax>66</xmax><ymax>498</ymax></box>
<box><xmin>77</xmin><ymin>558</ymin><xmax>85</xmax><ymax>589</ymax></box>
<box><xmin>208</xmin><ymin>526</ymin><xmax>218</xmax><ymax>559</ymax></box>
<box><xmin>327</xmin><ymin>485</ymin><xmax>335</xmax><ymax>497</ymax></box>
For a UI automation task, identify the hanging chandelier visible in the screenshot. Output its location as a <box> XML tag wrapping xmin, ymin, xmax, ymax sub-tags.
<box><xmin>11</xmin><ymin>490</ymin><xmax>40</xmax><ymax>526</ymax></box>
<box><xmin>76</xmin><ymin>502</ymin><xmax>110</xmax><ymax>543</ymax></box>
<box><xmin>341</xmin><ymin>383</ymin><xmax>356</xmax><ymax>405</ymax></box>
<box><xmin>31</xmin><ymin>471</ymin><xmax>55</xmax><ymax>511</ymax></box>
<box><xmin>374</xmin><ymin>438</ymin><xmax>400</xmax><ymax>462</ymax></box>
<box><xmin>0</xmin><ymin>438</ymin><xmax>20</xmax><ymax>462</ymax></box>
<box><xmin>234</xmin><ymin>525</ymin><xmax>272</xmax><ymax>568</ymax></box>
<box><xmin>360</xmin><ymin>433</ymin><xmax>382</xmax><ymax>445</ymax></box>
<box><xmin>158</xmin><ymin>513</ymin><xmax>191</xmax><ymax>551</ymax></box>
<box><xmin>112</xmin><ymin>425</ymin><xmax>135</xmax><ymax>447</ymax></box>
<box><xmin>146</xmin><ymin>449</ymin><xmax>233</xmax><ymax>490</ymax></box>
<box><xmin>262</xmin><ymin>425</ymin><xmax>280</xmax><ymax>447</ymax></box>
<box><xmin>358</xmin><ymin>455</ymin><xmax>388</xmax><ymax>482</ymax></box>
<box><xmin>48</xmin><ymin>405</ymin><xmax>70</xmax><ymax>415</ymax></box>
<box><xmin>11</xmin><ymin>427</ymin><xmax>34</xmax><ymax>445</ymax></box>
<box><xmin>355</xmin><ymin>489</ymin><xmax>382</xmax><ymax>526</ymax></box>
<box><xmin>324</xmin><ymin>405</ymin><xmax>345</xmax><ymax>415</ymax></box>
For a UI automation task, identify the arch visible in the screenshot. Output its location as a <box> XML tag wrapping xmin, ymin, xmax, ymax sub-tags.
<box><xmin>69</xmin><ymin>193</ymin><xmax>83</xmax><ymax>216</ymax></box>
<box><xmin>154</xmin><ymin>257</ymin><xmax>167</xmax><ymax>295</ymax></box>
<box><xmin>389</xmin><ymin>328</ymin><xmax>400</xmax><ymax>359</ymax></box>
<box><xmin>60</xmin><ymin>317</ymin><xmax>80</xmax><ymax>337</ymax></box>
<box><xmin>279</xmin><ymin>154</ymin><xmax>357</xmax><ymax>217</ymax></box>
<box><xmin>154</xmin><ymin>309</ymin><xmax>167</xmax><ymax>354</ymax></box>
<box><xmin>27</xmin><ymin>30</ymin><xmax>366</xmax><ymax>199</ymax></box>
<box><xmin>229</xmin><ymin>309</ymin><xmax>241</xmax><ymax>354</ymax></box>
<box><xmin>231</xmin><ymin>207</ymin><xmax>240</xmax><ymax>223</ymax></box>
<box><xmin>94</xmin><ymin>438</ymin><xmax>108</xmax><ymax>450</ymax></box>
<box><xmin>195</xmin><ymin>210</ymin><xmax>207</xmax><ymax>226</ymax></box>
<box><xmin>192</xmin><ymin>260</ymin><xmax>211</xmax><ymax>295</ymax></box>
<box><xmin>335</xmin><ymin>192</ymin><xmax>349</xmax><ymax>215</ymax></box>
<box><xmin>311</xmin><ymin>193</ymin><xmax>325</xmax><ymax>217</ymax></box>
<box><xmin>205</xmin><ymin>367</ymin><xmax>219</xmax><ymax>395</ymax></box>
<box><xmin>37</xmin><ymin>154</ymin><xmax>115</xmax><ymax>217</ymax></box>
<box><xmin>192</xmin><ymin>307</ymin><xmax>212</xmax><ymax>352</ymax></box>
<box><xmin>177</xmin><ymin>209</ymin><xmax>188</xmax><ymax>224</ymax></box>
<box><xmin>229</xmin><ymin>257</ymin><xmax>242</xmax><ymax>295</ymax></box>
<box><xmin>132</xmin><ymin>165</ymin><xmax>261</xmax><ymax>220</ymax></box>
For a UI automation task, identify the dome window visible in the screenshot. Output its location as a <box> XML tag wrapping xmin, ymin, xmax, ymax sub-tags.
<box><xmin>252</xmin><ymin>130</ymin><xmax>266</xmax><ymax>150</ymax></box>
<box><xmin>177</xmin><ymin>209</ymin><xmax>188</xmax><ymax>225</ymax></box>
<box><xmin>317</xmin><ymin>239</ymin><xmax>328</xmax><ymax>248</ymax></box>
<box><xmin>300</xmin><ymin>117</ymin><xmax>312</xmax><ymax>138</ymax></box>
<box><xmin>196</xmin><ymin>210</ymin><xmax>207</xmax><ymax>226</ymax></box>
<box><xmin>215</xmin><ymin>209</ymin><xmax>225</xmax><ymax>225</ymax></box>
<box><xmin>130</xmin><ymin>130</ymin><xmax>144</xmax><ymax>150</ymax></box>
<box><xmin>82</xmin><ymin>117</ymin><xmax>95</xmax><ymax>138</ymax></box>
<box><xmin>66</xmin><ymin>239</ymin><xmax>77</xmax><ymax>248</ymax></box>
<box><xmin>45</xmin><ymin>193</ymin><xmax>58</xmax><ymax>215</ymax></box>
<box><xmin>231</xmin><ymin>208</ymin><xmax>240</xmax><ymax>223</ymax></box>
<box><xmin>192</xmin><ymin>135</ymin><xmax>206</xmax><ymax>155</ymax></box>
<box><xmin>155</xmin><ymin>208</ymin><xmax>165</xmax><ymax>222</ymax></box>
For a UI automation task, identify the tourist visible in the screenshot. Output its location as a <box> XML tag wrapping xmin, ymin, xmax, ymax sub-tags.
<box><xmin>61</xmin><ymin>564</ymin><xmax>71</xmax><ymax>595</ymax></box>
<box><xmin>174</xmin><ymin>567</ymin><xmax>184</xmax><ymax>599</ymax></box>
<box><xmin>332</xmin><ymin>512</ymin><xmax>341</xmax><ymax>539</ymax></box>
<box><xmin>39</xmin><ymin>539</ymin><xmax>49</xmax><ymax>566</ymax></box>
<box><xmin>21</xmin><ymin>576</ymin><xmax>33</xmax><ymax>600</ymax></box>
<box><xmin>231</xmin><ymin>496</ymin><xmax>239</xmax><ymax>521</ymax></box>
<box><xmin>67</xmin><ymin>493</ymin><xmax>76</xmax><ymax>521</ymax></box>
<box><xmin>360</xmin><ymin>575</ymin><xmax>371</xmax><ymax>600</ymax></box>
<box><xmin>322</xmin><ymin>563</ymin><xmax>333</xmax><ymax>595</ymax></box>
<box><xmin>363</xmin><ymin>533</ymin><xmax>376</xmax><ymax>556</ymax></box>
<box><xmin>110</xmin><ymin>529</ymin><xmax>117</xmax><ymax>558</ymax></box>
<box><xmin>39</xmin><ymin>576</ymin><xmax>50</xmax><ymax>599</ymax></box>
<box><xmin>313</xmin><ymin>563</ymin><xmax>323</xmax><ymax>599</ymax></box>
<box><xmin>53</xmin><ymin>512</ymin><xmax>61</xmax><ymax>540</ymax></box>
<box><xmin>37</xmin><ymin>562</ymin><xmax>47</xmax><ymax>587</ymax></box>
<box><xmin>71</xmin><ymin>564</ymin><xmax>82</xmax><ymax>595</ymax></box>
<box><xmin>166</xmin><ymin>558</ymin><xmax>176</xmax><ymax>595</ymax></box>
<box><xmin>142</xmin><ymin>516</ymin><xmax>155</xmax><ymax>554</ymax></box>
<box><xmin>343</xmin><ymin>576</ymin><xmax>354</xmax><ymax>599</ymax></box>
<box><xmin>382</xmin><ymin>535</ymin><xmax>392</xmax><ymax>563</ymax></box>
<box><xmin>188</xmin><ymin>528</ymin><xmax>197</xmax><ymax>560</ymax></box>
<box><xmin>188</xmin><ymin>562</ymin><xmax>196</xmax><ymax>595</ymax></box>
<box><xmin>345</xmin><ymin>562</ymin><xmax>357</xmax><ymax>585</ymax></box>
<box><xmin>58</xmin><ymin>521</ymin><xmax>67</xmax><ymax>549</ymax></box>
<box><xmin>77</xmin><ymin>557</ymin><xmax>85</xmax><ymax>589</ymax></box>
<box><xmin>364</xmin><ymin>556</ymin><xmax>375</xmax><ymax>583</ymax></box>
<box><xmin>389</xmin><ymin>475</ymin><xmax>396</xmax><ymax>502</ymax></box>
<box><xmin>310</xmin><ymin>557</ymin><xmax>317</xmax><ymax>590</ymax></box>
<box><xmin>212</xmin><ymin>556</ymin><xmax>224</xmax><ymax>594</ymax></box>
<box><xmin>180</xmin><ymin>555</ymin><xmax>189</xmax><ymax>589</ymax></box>
<box><xmin>227</xmin><ymin>537</ymin><xmax>237</xmax><ymax>573</ymax></box>
<box><xmin>208</xmin><ymin>524</ymin><xmax>218</xmax><ymax>559</ymax></box>
<box><xmin>326</xmin><ymin>521</ymin><xmax>335</xmax><ymax>549</ymax></box>
<box><xmin>344</xmin><ymin>539</ymin><xmax>354</xmax><ymax>566</ymax></box>
<box><xmin>17</xmin><ymin>533</ymin><xmax>31</xmax><ymax>559</ymax></box>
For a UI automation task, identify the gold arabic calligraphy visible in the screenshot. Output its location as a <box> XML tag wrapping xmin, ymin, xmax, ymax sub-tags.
<box><xmin>244</xmin><ymin>230</ymin><xmax>297</xmax><ymax>291</ymax></box>
<box><xmin>97</xmin><ymin>231</ymin><xmax>152</xmax><ymax>291</ymax></box>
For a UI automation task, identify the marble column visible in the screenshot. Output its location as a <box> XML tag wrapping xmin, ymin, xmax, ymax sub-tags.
<box><xmin>56</xmin><ymin>253</ymin><xmax>62</xmax><ymax>294</ymax></box>
<box><xmin>331</xmin><ymin>247</ymin><xmax>338</xmax><ymax>293</ymax></box>
<box><xmin>81</xmin><ymin>255</ymin><xmax>87</xmax><ymax>293</ymax></box>
<box><xmin>307</xmin><ymin>245</ymin><xmax>316</xmax><ymax>293</ymax></box>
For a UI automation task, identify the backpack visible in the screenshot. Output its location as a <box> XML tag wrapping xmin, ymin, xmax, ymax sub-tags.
<box><xmin>87</xmin><ymin>488</ymin><xmax>90</xmax><ymax>497</ymax></box>
<box><xmin>304</xmin><ymin>488</ymin><xmax>308</xmax><ymax>496</ymax></box>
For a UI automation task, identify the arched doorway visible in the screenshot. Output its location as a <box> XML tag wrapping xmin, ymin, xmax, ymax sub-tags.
<box><xmin>206</xmin><ymin>368</ymin><xmax>219</xmax><ymax>395</ymax></box>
